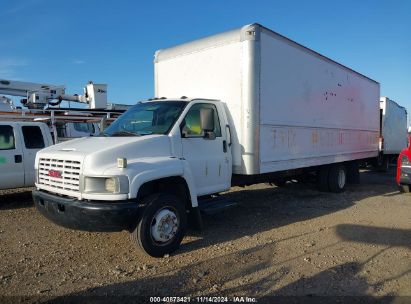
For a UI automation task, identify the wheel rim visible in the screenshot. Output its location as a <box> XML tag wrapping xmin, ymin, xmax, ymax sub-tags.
<box><xmin>338</xmin><ymin>169</ymin><xmax>346</xmax><ymax>189</ymax></box>
<box><xmin>150</xmin><ymin>207</ymin><xmax>179</xmax><ymax>244</ymax></box>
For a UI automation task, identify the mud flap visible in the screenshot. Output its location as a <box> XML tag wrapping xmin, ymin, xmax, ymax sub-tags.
<box><xmin>347</xmin><ymin>161</ymin><xmax>360</xmax><ymax>184</ymax></box>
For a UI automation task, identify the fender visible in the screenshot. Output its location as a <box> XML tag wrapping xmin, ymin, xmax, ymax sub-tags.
<box><xmin>129</xmin><ymin>157</ymin><xmax>199</xmax><ymax>207</ymax></box>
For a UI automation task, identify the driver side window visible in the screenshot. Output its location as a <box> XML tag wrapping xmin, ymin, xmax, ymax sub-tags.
<box><xmin>181</xmin><ymin>104</ymin><xmax>221</xmax><ymax>137</ymax></box>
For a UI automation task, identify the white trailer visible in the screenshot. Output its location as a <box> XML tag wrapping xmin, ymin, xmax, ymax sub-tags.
<box><xmin>33</xmin><ymin>24</ymin><xmax>380</xmax><ymax>257</ymax></box>
<box><xmin>379</xmin><ymin>97</ymin><xmax>408</xmax><ymax>167</ymax></box>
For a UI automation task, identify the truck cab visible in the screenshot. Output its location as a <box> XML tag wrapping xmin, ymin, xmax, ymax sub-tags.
<box><xmin>0</xmin><ymin>121</ymin><xmax>53</xmax><ymax>189</ymax></box>
<box><xmin>33</xmin><ymin>98</ymin><xmax>232</xmax><ymax>257</ymax></box>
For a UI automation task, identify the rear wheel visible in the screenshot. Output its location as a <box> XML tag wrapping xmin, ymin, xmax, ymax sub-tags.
<box><xmin>328</xmin><ymin>164</ymin><xmax>347</xmax><ymax>193</ymax></box>
<box><xmin>131</xmin><ymin>193</ymin><xmax>187</xmax><ymax>257</ymax></box>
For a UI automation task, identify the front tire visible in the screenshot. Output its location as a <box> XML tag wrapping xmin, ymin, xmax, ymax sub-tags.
<box><xmin>131</xmin><ymin>193</ymin><xmax>187</xmax><ymax>257</ymax></box>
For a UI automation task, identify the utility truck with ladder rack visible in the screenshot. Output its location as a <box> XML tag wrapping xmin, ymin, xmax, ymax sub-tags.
<box><xmin>0</xmin><ymin>79</ymin><xmax>128</xmax><ymax>190</ymax></box>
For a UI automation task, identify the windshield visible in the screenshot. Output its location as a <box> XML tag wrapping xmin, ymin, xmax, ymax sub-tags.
<box><xmin>102</xmin><ymin>101</ymin><xmax>186</xmax><ymax>137</ymax></box>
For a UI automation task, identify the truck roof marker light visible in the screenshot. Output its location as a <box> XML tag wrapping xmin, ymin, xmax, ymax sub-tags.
<box><xmin>117</xmin><ymin>158</ymin><xmax>127</xmax><ymax>168</ymax></box>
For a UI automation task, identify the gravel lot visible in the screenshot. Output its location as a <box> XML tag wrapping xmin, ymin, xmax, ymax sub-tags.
<box><xmin>0</xmin><ymin>167</ymin><xmax>410</xmax><ymax>302</ymax></box>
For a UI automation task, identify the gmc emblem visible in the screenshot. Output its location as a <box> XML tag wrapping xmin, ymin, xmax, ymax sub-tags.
<box><xmin>48</xmin><ymin>170</ymin><xmax>62</xmax><ymax>178</ymax></box>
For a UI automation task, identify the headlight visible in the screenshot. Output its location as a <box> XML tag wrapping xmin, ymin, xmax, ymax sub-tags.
<box><xmin>83</xmin><ymin>176</ymin><xmax>129</xmax><ymax>194</ymax></box>
<box><xmin>105</xmin><ymin>178</ymin><xmax>117</xmax><ymax>192</ymax></box>
<box><xmin>401</xmin><ymin>156</ymin><xmax>411</xmax><ymax>167</ymax></box>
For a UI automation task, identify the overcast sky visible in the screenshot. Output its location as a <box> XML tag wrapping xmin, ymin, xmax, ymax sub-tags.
<box><xmin>1</xmin><ymin>0</ymin><xmax>410</xmax><ymax>114</ymax></box>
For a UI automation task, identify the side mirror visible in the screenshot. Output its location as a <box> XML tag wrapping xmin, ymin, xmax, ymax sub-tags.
<box><xmin>200</xmin><ymin>108</ymin><xmax>214</xmax><ymax>132</ymax></box>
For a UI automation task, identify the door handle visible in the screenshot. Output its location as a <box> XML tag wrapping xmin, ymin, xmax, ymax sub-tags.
<box><xmin>15</xmin><ymin>155</ymin><xmax>22</xmax><ymax>163</ymax></box>
<box><xmin>223</xmin><ymin>140</ymin><xmax>227</xmax><ymax>153</ymax></box>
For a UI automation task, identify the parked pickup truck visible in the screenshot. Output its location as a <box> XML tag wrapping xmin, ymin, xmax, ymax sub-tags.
<box><xmin>33</xmin><ymin>24</ymin><xmax>380</xmax><ymax>257</ymax></box>
<box><xmin>0</xmin><ymin>121</ymin><xmax>53</xmax><ymax>189</ymax></box>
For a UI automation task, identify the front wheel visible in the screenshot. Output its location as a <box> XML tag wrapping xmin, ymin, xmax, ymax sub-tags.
<box><xmin>131</xmin><ymin>193</ymin><xmax>187</xmax><ymax>257</ymax></box>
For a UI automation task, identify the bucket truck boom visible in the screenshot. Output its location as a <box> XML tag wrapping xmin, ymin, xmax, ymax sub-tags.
<box><xmin>0</xmin><ymin>79</ymin><xmax>107</xmax><ymax>109</ymax></box>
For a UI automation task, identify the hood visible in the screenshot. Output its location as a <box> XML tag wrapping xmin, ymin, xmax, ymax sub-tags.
<box><xmin>38</xmin><ymin>135</ymin><xmax>173</xmax><ymax>174</ymax></box>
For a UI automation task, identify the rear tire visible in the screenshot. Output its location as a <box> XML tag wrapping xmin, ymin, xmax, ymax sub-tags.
<box><xmin>130</xmin><ymin>193</ymin><xmax>187</xmax><ymax>257</ymax></box>
<box><xmin>328</xmin><ymin>164</ymin><xmax>347</xmax><ymax>193</ymax></box>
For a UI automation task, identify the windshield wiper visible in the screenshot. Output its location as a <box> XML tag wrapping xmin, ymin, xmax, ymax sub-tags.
<box><xmin>110</xmin><ymin>131</ymin><xmax>140</xmax><ymax>137</ymax></box>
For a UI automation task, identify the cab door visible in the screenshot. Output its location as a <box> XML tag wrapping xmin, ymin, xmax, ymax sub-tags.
<box><xmin>0</xmin><ymin>124</ymin><xmax>24</xmax><ymax>189</ymax></box>
<box><xmin>180</xmin><ymin>102</ymin><xmax>231</xmax><ymax>195</ymax></box>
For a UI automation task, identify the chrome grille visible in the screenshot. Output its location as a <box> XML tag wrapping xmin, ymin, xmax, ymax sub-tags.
<box><xmin>38</xmin><ymin>158</ymin><xmax>81</xmax><ymax>191</ymax></box>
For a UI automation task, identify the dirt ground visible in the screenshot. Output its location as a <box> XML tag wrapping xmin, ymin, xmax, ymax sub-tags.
<box><xmin>0</xmin><ymin>167</ymin><xmax>410</xmax><ymax>302</ymax></box>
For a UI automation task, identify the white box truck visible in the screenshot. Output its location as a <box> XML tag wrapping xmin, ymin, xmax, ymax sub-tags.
<box><xmin>33</xmin><ymin>24</ymin><xmax>380</xmax><ymax>257</ymax></box>
<box><xmin>377</xmin><ymin>97</ymin><xmax>408</xmax><ymax>170</ymax></box>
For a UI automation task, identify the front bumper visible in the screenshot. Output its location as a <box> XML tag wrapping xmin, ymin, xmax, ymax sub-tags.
<box><xmin>33</xmin><ymin>190</ymin><xmax>141</xmax><ymax>232</ymax></box>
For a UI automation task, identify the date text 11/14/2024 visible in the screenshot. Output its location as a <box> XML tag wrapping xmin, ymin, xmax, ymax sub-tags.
<box><xmin>149</xmin><ymin>296</ymin><xmax>257</xmax><ymax>303</ymax></box>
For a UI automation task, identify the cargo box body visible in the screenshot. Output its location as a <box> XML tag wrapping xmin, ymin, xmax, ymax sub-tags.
<box><xmin>155</xmin><ymin>24</ymin><xmax>380</xmax><ymax>175</ymax></box>
<box><xmin>380</xmin><ymin>97</ymin><xmax>408</xmax><ymax>155</ymax></box>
